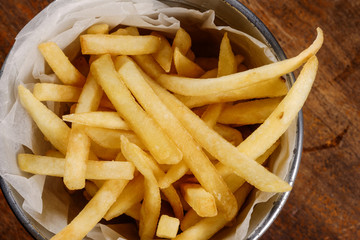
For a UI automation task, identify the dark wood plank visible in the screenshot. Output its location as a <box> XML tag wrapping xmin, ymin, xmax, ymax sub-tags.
<box><xmin>238</xmin><ymin>0</ymin><xmax>360</xmax><ymax>239</ymax></box>
<box><xmin>0</xmin><ymin>0</ymin><xmax>359</xmax><ymax>239</ymax></box>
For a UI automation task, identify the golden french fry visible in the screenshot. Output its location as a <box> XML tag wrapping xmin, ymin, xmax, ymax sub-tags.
<box><xmin>158</xmin><ymin>161</ymin><xmax>188</xmax><ymax>189</ymax></box>
<box><xmin>180</xmin><ymin>183</ymin><xmax>217</xmax><ymax>217</ymax></box>
<box><xmin>173</xmin><ymin>47</ymin><xmax>205</xmax><ymax>77</ymax></box>
<box><xmin>145</xmin><ymin>77</ymin><xmax>291</xmax><ymax>192</ymax></box>
<box><xmin>151</xmin><ymin>32</ymin><xmax>173</xmax><ymax>72</ymax></box>
<box><xmin>200</xmin><ymin>32</ymin><xmax>237</xmax><ymax>128</ymax></box>
<box><xmin>115</xmin><ymin>56</ymin><xmax>237</xmax><ymax>220</ymax></box>
<box><xmin>213</xmin><ymin>124</ymin><xmax>243</xmax><ymax>146</ymax></box>
<box><xmin>156</xmin><ymin>28</ymin><xmax>323</xmax><ymax>96</ymax></box>
<box><xmin>64</xmin><ymin>73</ymin><xmax>103</xmax><ymax>190</ymax></box>
<box><xmin>120</xmin><ymin>136</ymin><xmax>161</xmax><ymax>240</ymax></box>
<box><xmin>33</xmin><ymin>83</ymin><xmax>82</xmax><ymax>102</ymax></box>
<box><xmin>156</xmin><ymin>215</ymin><xmax>180</xmax><ymax>239</ymax></box>
<box><xmin>45</xmin><ymin>149</ymin><xmax>64</xmax><ymax>158</ymax></box>
<box><xmin>175</xmin><ymin>76</ymin><xmax>288</xmax><ymax>108</ymax></box>
<box><xmin>111</xmin><ymin>26</ymin><xmax>139</xmax><ymax>36</ymax></box>
<box><xmin>201</xmin><ymin>103</ymin><xmax>224</xmax><ymax>128</ymax></box>
<box><xmin>181</xmin><ymin>141</ymin><xmax>280</xmax><ymax>231</ymax></box>
<box><xmin>64</xmin><ymin>126</ymin><xmax>90</xmax><ymax>189</ymax></box>
<box><xmin>50</xmin><ymin>179</ymin><xmax>128</xmax><ymax>240</ymax></box>
<box><xmin>18</xmin><ymin>154</ymin><xmax>135</xmax><ymax>180</ymax></box>
<box><xmin>237</xmin><ymin>56</ymin><xmax>319</xmax><ymax>158</ymax></box>
<box><xmin>90</xmin><ymin>54</ymin><xmax>182</xmax><ymax>165</ymax></box>
<box><xmin>38</xmin><ymin>42</ymin><xmax>86</xmax><ymax>86</ymax></box>
<box><xmin>75</xmin><ymin>73</ymin><xmax>103</xmax><ymax>113</ymax></box>
<box><xmin>200</xmin><ymin>68</ymin><xmax>218</xmax><ymax>78</ymax></box>
<box><xmin>175</xmin><ymin>183</ymin><xmax>253</xmax><ymax>240</ymax></box>
<box><xmin>220</xmin><ymin>140</ymin><xmax>281</xmax><ymax>193</ymax></box>
<box><xmin>63</xmin><ymin>112</ymin><xmax>130</xmax><ymax>130</ymax></box>
<box><xmin>18</xmin><ymin>85</ymin><xmax>70</xmax><ymax>155</ymax></box>
<box><xmin>132</xmin><ymin>54</ymin><xmax>165</xmax><ymax>79</ymax></box>
<box><xmin>172</xmin><ymin>27</ymin><xmax>191</xmax><ymax>55</ymax></box>
<box><xmin>131</xmin><ymin>55</ymin><xmax>165</xmax><ymax>78</ymax></box>
<box><xmin>99</xmin><ymin>94</ymin><xmax>116</xmax><ymax>110</ymax></box>
<box><xmin>87</xmin><ymin>23</ymin><xmax>109</xmax><ymax>34</ymax></box>
<box><xmin>80</xmin><ymin>34</ymin><xmax>161</xmax><ymax>55</ymax></box>
<box><xmin>217</xmin><ymin>97</ymin><xmax>283</xmax><ymax>125</ymax></box>
<box><xmin>90</xmin><ymin>140</ymin><xmax>119</xmax><ymax>160</ymax></box>
<box><xmin>124</xmin><ymin>202</ymin><xmax>142</xmax><ymax>220</ymax></box>
<box><xmin>142</xmin><ymin>155</ymin><xmax>184</xmax><ymax>220</ymax></box>
<box><xmin>84</xmin><ymin>126</ymin><xmax>146</xmax><ymax>150</ymax></box>
<box><xmin>217</xmin><ymin>32</ymin><xmax>237</xmax><ymax>77</ymax></box>
<box><xmin>105</xmin><ymin>174</ymin><xmax>144</xmax><ymax>220</ymax></box>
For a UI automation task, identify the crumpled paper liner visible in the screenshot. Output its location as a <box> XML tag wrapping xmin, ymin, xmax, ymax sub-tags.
<box><xmin>0</xmin><ymin>0</ymin><xmax>297</xmax><ymax>239</ymax></box>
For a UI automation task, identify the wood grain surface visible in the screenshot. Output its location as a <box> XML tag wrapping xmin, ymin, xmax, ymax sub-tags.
<box><xmin>0</xmin><ymin>0</ymin><xmax>359</xmax><ymax>239</ymax></box>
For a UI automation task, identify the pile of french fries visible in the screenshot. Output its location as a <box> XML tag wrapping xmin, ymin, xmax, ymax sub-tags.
<box><xmin>17</xmin><ymin>22</ymin><xmax>323</xmax><ymax>240</ymax></box>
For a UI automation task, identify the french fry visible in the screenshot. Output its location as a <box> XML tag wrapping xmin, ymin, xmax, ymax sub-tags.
<box><xmin>200</xmin><ymin>32</ymin><xmax>237</xmax><ymax>128</ymax></box>
<box><xmin>63</xmin><ymin>111</ymin><xmax>130</xmax><ymax>130</ymax></box>
<box><xmin>151</xmin><ymin>32</ymin><xmax>173</xmax><ymax>72</ymax></box>
<box><xmin>45</xmin><ymin>149</ymin><xmax>64</xmax><ymax>158</ymax></box>
<box><xmin>213</xmin><ymin>124</ymin><xmax>243</xmax><ymax>146</ymax></box>
<box><xmin>201</xmin><ymin>103</ymin><xmax>224</xmax><ymax>128</ymax></box>
<box><xmin>104</xmin><ymin>174</ymin><xmax>144</xmax><ymax>220</ymax></box>
<box><xmin>90</xmin><ymin>54</ymin><xmax>182</xmax><ymax>165</ymax></box>
<box><xmin>64</xmin><ymin>73</ymin><xmax>103</xmax><ymax>190</ymax></box>
<box><xmin>172</xmin><ymin>27</ymin><xmax>191</xmax><ymax>55</ymax></box>
<box><xmin>132</xmin><ymin>54</ymin><xmax>165</xmax><ymax>79</ymax></box>
<box><xmin>174</xmin><ymin>183</ymin><xmax>253</xmax><ymax>240</ymax></box>
<box><xmin>18</xmin><ymin>85</ymin><xmax>70</xmax><ymax>155</ymax></box>
<box><xmin>124</xmin><ymin>202</ymin><xmax>142</xmax><ymax>220</ymax></box>
<box><xmin>156</xmin><ymin>215</ymin><xmax>180</xmax><ymax>239</ymax></box>
<box><xmin>18</xmin><ymin>154</ymin><xmax>135</xmax><ymax>180</ymax></box>
<box><xmin>217</xmin><ymin>32</ymin><xmax>237</xmax><ymax>77</ymax></box>
<box><xmin>111</xmin><ymin>26</ymin><xmax>139</xmax><ymax>36</ymax></box>
<box><xmin>217</xmin><ymin>97</ymin><xmax>283</xmax><ymax>125</ymax></box>
<box><xmin>90</xmin><ymin>140</ymin><xmax>120</xmax><ymax>161</ymax></box>
<box><xmin>144</xmin><ymin>76</ymin><xmax>291</xmax><ymax>192</ymax></box>
<box><xmin>38</xmin><ymin>42</ymin><xmax>86</xmax><ymax>86</ymax></box>
<box><xmin>74</xmin><ymin>73</ymin><xmax>103</xmax><ymax>113</ymax></box>
<box><xmin>200</xmin><ymin>68</ymin><xmax>218</xmax><ymax>78</ymax></box>
<box><xmin>173</xmin><ymin>47</ymin><xmax>205</xmax><ymax>77</ymax></box>
<box><xmin>180</xmin><ymin>141</ymin><xmax>280</xmax><ymax>231</ymax></box>
<box><xmin>237</xmin><ymin>56</ymin><xmax>319</xmax><ymax>158</ymax></box>
<box><xmin>80</xmin><ymin>34</ymin><xmax>161</xmax><ymax>55</ymax></box>
<box><xmin>158</xmin><ymin>161</ymin><xmax>189</xmax><ymax>189</ymax></box>
<box><xmin>86</xmin><ymin>23</ymin><xmax>109</xmax><ymax>34</ymax></box>
<box><xmin>156</xmin><ymin>28</ymin><xmax>323</xmax><ymax>96</ymax></box>
<box><xmin>50</xmin><ymin>179</ymin><xmax>129</xmax><ymax>240</ymax></box>
<box><xmin>140</xmin><ymin>154</ymin><xmax>184</xmax><ymax>220</ymax></box>
<box><xmin>175</xmin><ymin>76</ymin><xmax>288</xmax><ymax>108</ymax></box>
<box><xmin>84</xmin><ymin>126</ymin><xmax>146</xmax><ymax>150</ymax></box>
<box><xmin>33</xmin><ymin>83</ymin><xmax>82</xmax><ymax>102</ymax></box>
<box><xmin>64</xmin><ymin>125</ymin><xmax>90</xmax><ymax>189</ymax></box>
<box><xmin>115</xmin><ymin>56</ymin><xmax>237</xmax><ymax>220</ymax></box>
<box><xmin>120</xmin><ymin>136</ymin><xmax>161</xmax><ymax>240</ymax></box>
<box><xmin>180</xmin><ymin>183</ymin><xmax>217</xmax><ymax>217</ymax></box>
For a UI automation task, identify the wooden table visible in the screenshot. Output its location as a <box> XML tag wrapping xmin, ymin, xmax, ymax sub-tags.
<box><xmin>0</xmin><ymin>0</ymin><xmax>359</xmax><ymax>239</ymax></box>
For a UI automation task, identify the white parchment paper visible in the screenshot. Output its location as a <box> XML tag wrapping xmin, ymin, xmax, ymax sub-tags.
<box><xmin>0</xmin><ymin>0</ymin><xmax>296</xmax><ymax>239</ymax></box>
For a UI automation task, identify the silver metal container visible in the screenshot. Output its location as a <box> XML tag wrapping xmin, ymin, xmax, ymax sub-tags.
<box><xmin>0</xmin><ymin>0</ymin><xmax>302</xmax><ymax>239</ymax></box>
